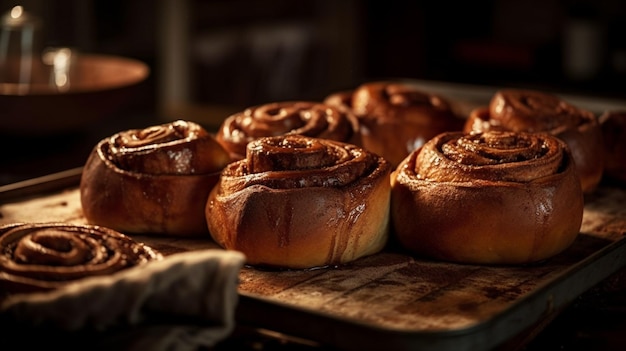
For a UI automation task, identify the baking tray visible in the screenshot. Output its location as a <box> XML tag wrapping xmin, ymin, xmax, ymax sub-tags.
<box><xmin>2</xmin><ymin>81</ymin><xmax>626</xmax><ymax>350</ymax></box>
<box><xmin>1</xmin><ymin>165</ymin><xmax>625</xmax><ymax>351</ymax></box>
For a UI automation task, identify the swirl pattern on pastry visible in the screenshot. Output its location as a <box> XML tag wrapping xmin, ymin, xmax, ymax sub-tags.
<box><xmin>463</xmin><ymin>89</ymin><xmax>604</xmax><ymax>193</ymax></box>
<box><xmin>391</xmin><ymin>130</ymin><xmax>584</xmax><ymax>265</ymax></box>
<box><xmin>0</xmin><ymin>222</ymin><xmax>161</xmax><ymax>294</ymax></box>
<box><xmin>326</xmin><ymin>81</ymin><xmax>464</xmax><ymax>167</ymax></box>
<box><xmin>206</xmin><ymin>134</ymin><xmax>391</xmax><ymax>269</ymax></box>
<box><xmin>80</xmin><ymin>120</ymin><xmax>231</xmax><ymax>236</ymax></box>
<box><xmin>107</xmin><ymin>119</ymin><xmax>230</xmax><ymax>174</ymax></box>
<box><xmin>215</xmin><ymin>101</ymin><xmax>359</xmax><ymax>160</ymax></box>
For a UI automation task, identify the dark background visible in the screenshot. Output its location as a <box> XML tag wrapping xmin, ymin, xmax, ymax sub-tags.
<box><xmin>1</xmin><ymin>0</ymin><xmax>625</xmax><ymax>184</ymax></box>
<box><xmin>6</xmin><ymin>0</ymin><xmax>626</xmax><ymax>111</ymax></box>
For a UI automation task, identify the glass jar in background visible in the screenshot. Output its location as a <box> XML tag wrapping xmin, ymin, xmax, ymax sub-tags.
<box><xmin>0</xmin><ymin>5</ymin><xmax>46</xmax><ymax>93</ymax></box>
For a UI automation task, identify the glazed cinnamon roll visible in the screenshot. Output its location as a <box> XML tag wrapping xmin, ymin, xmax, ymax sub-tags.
<box><xmin>215</xmin><ymin>101</ymin><xmax>360</xmax><ymax>161</ymax></box>
<box><xmin>391</xmin><ymin>130</ymin><xmax>584</xmax><ymax>265</ymax></box>
<box><xmin>463</xmin><ymin>89</ymin><xmax>604</xmax><ymax>193</ymax></box>
<box><xmin>325</xmin><ymin>81</ymin><xmax>464</xmax><ymax>167</ymax></box>
<box><xmin>80</xmin><ymin>120</ymin><xmax>231</xmax><ymax>236</ymax></box>
<box><xmin>206</xmin><ymin>134</ymin><xmax>392</xmax><ymax>269</ymax></box>
<box><xmin>599</xmin><ymin>111</ymin><xmax>626</xmax><ymax>185</ymax></box>
<box><xmin>0</xmin><ymin>222</ymin><xmax>161</xmax><ymax>295</ymax></box>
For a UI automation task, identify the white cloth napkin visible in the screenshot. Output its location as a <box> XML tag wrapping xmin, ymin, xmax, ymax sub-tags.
<box><xmin>1</xmin><ymin>249</ymin><xmax>246</xmax><ymax>351</ymax></box>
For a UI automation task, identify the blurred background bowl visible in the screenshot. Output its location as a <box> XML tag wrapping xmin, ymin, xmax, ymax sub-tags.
<box><xmin>0</xmin><ymin>53</ymin><xmax>149</xmax><ymax>136</ymax></box>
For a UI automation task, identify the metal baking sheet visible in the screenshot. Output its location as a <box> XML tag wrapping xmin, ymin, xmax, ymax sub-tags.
<box><xmin>0</xmin><ymin>166</ymin><xmax>625</xmax><ymax>351</ymax></box>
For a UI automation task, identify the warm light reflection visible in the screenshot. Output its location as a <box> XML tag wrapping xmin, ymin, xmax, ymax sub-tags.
<box><xmin>10</xmin><ymin>6</ymin><xmax>23</xmax><ymax>19</ymax></box>
<box><xmin>42</xmin><ymin>47</ymin><xmax>73</xmax><ymax>91</ymax></box>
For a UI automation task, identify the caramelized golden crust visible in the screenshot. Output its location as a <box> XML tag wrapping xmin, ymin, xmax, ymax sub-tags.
<box><xmin>332</xmin><ymin>81</ymin><xmax>463</xmax><ymax>167</ymax></box>
<box><xmin>599</xmin><ymin>111</ymin><xmax>626</xmax><ymax>184</ymax></box>
<box><xmin>215</xmin><ymin>101</ymin><xmax>360</xmax><ymax>161</ymax></box>
<box><xmin>80</xmin><ymin>120</ymin><xmax>231</xmax><ymax>236</ymax></box>
<box><xmin>391</xmin><ymin>130</ymin><xmax>584</xmax><ymax>265</ymax></box>
<box><xmin>0</xmin><ymin>222</ymin><xmax>161</xmax><ymax>294</ymax></box>
<box><xmin>206</xmin><ymin>135</ymin><xmax>392</xmax><ymax>269</ymax></box>
<box><xmin>464</xmin><ymin>89</ymin><xmax>604</xmax><ymax>193</ymax></box>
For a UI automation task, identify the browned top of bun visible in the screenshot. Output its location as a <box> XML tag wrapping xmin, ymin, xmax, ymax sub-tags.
<box><xmin>215</xmin><ymin>101</ymin><xmax>359</xmax><ymax>160</ymax></box>
<box><xmin>464</xmin><ymin>89</ymin><xmax>604</xmax><ymax>193</ymax></box>
<box><xmin>219</xmin><ymin>134</ymin><xmax>381</xmax><ymax>192</ymax></box>
<box><xmin>409</xmin><ymin>130</ymin><xmax>566</xmax><ymax>183</ymax></box>
<box><xmin>487</xmin><ymin>89</ymin><xmax>596</xmax><ymax>133</ymax></box>
<box><xmin>329</xmin><ymin>81</ymin><xmax>463</xmax><ymax>166</ymax></box>
<box><xmin>351</xmin><ymin>81</ymin><xmax>456</xmax><ymax>124</ymax></box>
<box><xmin>107</xmin><ymin>119</ymin><xmax>231</xmax><ymax>174</ymax></box>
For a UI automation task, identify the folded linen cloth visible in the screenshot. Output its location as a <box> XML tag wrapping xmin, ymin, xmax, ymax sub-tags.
<box><xmin>0</xmin><ymin>249</ymin><xmax>246</xmax><ymax>351</ymax></box>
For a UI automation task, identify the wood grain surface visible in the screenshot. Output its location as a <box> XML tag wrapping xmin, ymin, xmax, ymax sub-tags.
<box><xmin>1</xmin><ymin>181</ymin><xmax>625</xmax><ymax>350</ymax></box>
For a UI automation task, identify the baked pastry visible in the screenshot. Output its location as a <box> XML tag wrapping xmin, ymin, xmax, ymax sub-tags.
<box><xmin>0</xmin><ymin>222</ymin><xmax>161</xmax><ymax>295</ymax></box>
<box><xmin>206</xmin><ymin>134</ymin><xmax>392</xmax><ymax>269</ymax></box>
<box><xmin>391</xmin><ymin>130</ymin><xmax>584</xmax><ymax>265</ymax></box>
<box><xmin>325</xmin><ymin>81</ymin><xmax>464</xmax><ymax>167</ymax></box>
<box><xmin>215</xmin><ymin>101</ymin><xmax>360</xmax><ymax>161</ymax></box>
<box><xmin>463</xmin><ymin>89</ymin><xmax>604</xmax><ymax>193</ymax></box>
<box><xmin>599</xmin><ymin>111</ymin><xmax>626</xmax><ymax>185</ymax></box>
<box><xmin>80</xmin><ymin>120</ymin><xmax>231</xmax><ymax>236</ymax></box>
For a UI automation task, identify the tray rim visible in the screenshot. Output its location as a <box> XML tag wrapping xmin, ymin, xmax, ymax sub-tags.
<box><xmin>236</xmin><ymin>236</ymin><xmax>626</xmax><ymax>351</ymax></box>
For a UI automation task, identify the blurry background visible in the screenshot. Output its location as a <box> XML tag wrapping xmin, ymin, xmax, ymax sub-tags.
<box><xmin>1</xmin><ymin>0</ymin><xmax>626</xmax><ymax>184</ymax></box>
<box><xmin>6</xmin><ymin>0</ymin><xmax>626</xmax><ymax>112</ymax></box>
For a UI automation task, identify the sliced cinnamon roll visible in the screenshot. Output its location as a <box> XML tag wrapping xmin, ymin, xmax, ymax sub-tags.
<box><xmin>325</xmin><ymin>81</ymin><xmax>464</xmax><ymax>167</ymax></box>
<box><xmin>0</xmin><ymin>222</ymin><xmax>161</xmax><ymax>295</ymax></box>
<box><xmin>206</xmin><ymin>134</ymin><xmax>392</xmax><ymax>269</ymax></box>
<box><xmin>80</xmin><ymin>120</ymin><xmax>231</xmax><ymax>236</ymax></box>
<box><xmin>391</xmin><ymin>130</ymin><xmax>584</xmax><ymax>265</ymax></box>
<box><xmin>464</xmin><ymin>89</ymin><xmax>604</xmax><ymax>193</ymax></box>
<box><xmin>215</xmin><ymin>101</ymin><xmax>360</xmax><ymax>161</ymax></box>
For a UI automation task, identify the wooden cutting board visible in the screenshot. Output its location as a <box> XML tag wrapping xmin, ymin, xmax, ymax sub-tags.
<box><xmin>1</xmin><ymin>169</ymin><xmax>625</xmax><ymax>351</ymax></box>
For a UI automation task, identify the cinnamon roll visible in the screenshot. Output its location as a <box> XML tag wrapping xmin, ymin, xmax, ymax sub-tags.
<box><xmin>215</xmin><ymin>101</ymin><xmax>360</xmax><ymax>161</ymax></box>
<box><xmin>599</xmin><ymin>111</ymin><xmax>626</xmax><ymax>185</ymax></box>
<box><xmin>391</xmin><ymin>130</ymin><xmax>584</xmax><ymax>265</ymax></box>
<box><xmin>463</xmin><ymin>89</ymin><xmax>604</xmax><ymax>193</ymax></box>
<box><xmin>0</xmin><ymin>222</ymin><xmax>161</xmax><ymax>295</ymax></box>
<box><xmin>206</xmin><ymin>134</ymin><xmax>392</xmax><ymax>269</ymax></box>
<box><xmin>80</xmin><ymin>120</ymin><xmax>231</xmax><ymax>236</ymax></box>
<box><xmin>325</xmin><ymin>81</ymin><xmax>464</xmax><ymax>167</ymax></box>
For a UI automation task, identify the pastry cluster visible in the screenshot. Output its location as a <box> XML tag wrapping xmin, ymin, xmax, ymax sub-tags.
<box><xmin>75</xmin><ymin>82</ymin><xmax>615</xmax><ymax>268</ymax></box>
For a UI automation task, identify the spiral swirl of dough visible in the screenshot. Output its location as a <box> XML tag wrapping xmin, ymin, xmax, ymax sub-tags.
<box><xmin>220</xmin><ymin>134</ymin><xmax>379</xmax><ymax>192</ymax></box>
<box><xmin>107</xmin><ymin>119</ymin><xmax>230</xmax><ymax>175</ymax></box>
<box><xmin>488</xmin><ymin>89</ymin><xmax>592</xmax><ymax>133</ymax></box>
<box><xmin>0</xmin><ymin>222</ymin><xmax>161</xmax><ymax>293</ymax></box>
<box><xmin>410</xmin><ymin>131</ymin><xmax>564</xmax><ymax>183</ymax></box>
<box><xmin>216</xmin><ymin>101</ymin><xmax>359</xmax><ymax>160</ymax></box>
<box><xmin>330</xmin><ymin>81</ymin><xmax>463</xmax><ymax>167</ymax></box>
<box><xmin>464</xmin><ymin>89</ymin><xmax>604</xmax><ymax>193</ymax></box>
